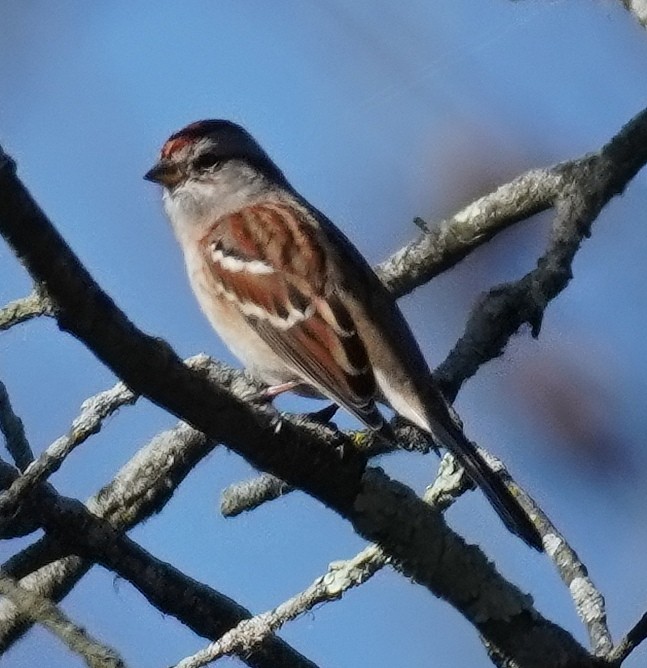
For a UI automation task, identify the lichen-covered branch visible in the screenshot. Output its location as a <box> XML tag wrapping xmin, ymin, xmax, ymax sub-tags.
<box><xmin>618</xmin><ymin>0</ymin><xmax>647</xmax><ymax>29</ymax></box>
<box><xmin>0</xmin><ymin>570</ymin><xmax>125</xmax><ymax>668</ymax></box>
<box><xmin>609</xmin><ymin>610</ymin><xmax>647</xmax><ymax>664</ymax></box>
<box><xmin>436</xmin><ymin>107</ymin><xmax>647</xmax><ymax>400</ymax></box>
<box><xmin>0</xmin><ymin>355</ymin><xmax>246</xmax><ymax>532</ymax></box>
<box><xmin>174</xmin><ymin>545</ymin><xmax>387</xmax><ymax>668</ymax></box>
<box><xmin>0</xmin><ymin>291</ymin><xmax>50</xmax><ymax>332</ymax></box>
<box><xmin>0</xmin><ymin>381</ymin><xmax>136</xmax><ymax>526</ymax></box>
<box><xmin>478</xmin><ymin>450</ymin><xmax>612</xmax><ymax>656</ymax></box>
<box><xmin>376</xmin><ymin>169</ymin><xmax>561</xmax><ymax>297</ymax></box>
<box><xmin>183</xmin><ymin>451</ymin><xmax>479</xmax><ymax>668</ymax></box>
<box><xmin>220</xmin><ymin>473</ymin><xmax>289</xmax><ymax>517</ymax></box>
<box><xmin>0</xmin><ymin>458</ymin><xmax>319</xmax><ymax>668</ymax></box>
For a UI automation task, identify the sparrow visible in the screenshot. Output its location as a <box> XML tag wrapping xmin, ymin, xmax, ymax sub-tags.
<box><xmin>145</xmin><ymin>120</ymin><xmax>542</xmax><ymax>551</ymax></box>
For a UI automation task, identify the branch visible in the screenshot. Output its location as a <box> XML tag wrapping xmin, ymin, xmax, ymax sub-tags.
<box><xmin>0</xmin><ymin>381</ymin><xmax>136</xmax><ymax>525</ymax></box>
<box><xmin>618</xmin><ymin>0</ymin><xmax>647</xmax><ymax>29</ymax></box>
<box><xmin>435</xmin><ymin>109</ymin><xmax>647</xmax><ymax>399</ymax></box>
<box><xmin>0</xmin><ymin>379</ymin><xmax>33</xmax><ymax>471</ymax></box>
<box><xmin>220</xmin><ymin>473</ymin><xmax>289</xmax><ymax>517</ymax></box>
<box><xmin>0</xmin><ymin>290</ymin><xmax>50</xmax><ymax>331</ymax></box>
<box><xmin>220</xmin><ymin>418</ymin><xmax>431</xmax><ymax>517</ymax></box>
<box><xmin>0</xmin><ymin>570</ymin><xmax>125</xmax><ymax>668</ymax></box>
<box><xmin>0</xmin><ymin>366</ymin><xmax>318</xmax><ymax>668</ymax></box>
<box><xmin>181</xmin><ymin>452</ymin><xmax>475</xmax><ymax>668</ymax></box>
<box><xmin>0</xmin><ymin>458</ymin><xmax>319</xmax><ymax>668</ymax></box>
<box><xmin>478</xmin><ymin>450</ymin><xmax>612</xmax><ymax>656</ymax></box>
<box><xmin>174</xmin><ymin>545</ymin><xmax>387</xmax><ymax>668</ymax></box>
<box><xmin>376</xmin><ymin>168</ymin><xmax>560</xmax><ymax>297</ymax></box>
<box><xmin>608</xmin><ymin>610</ymin><xmax>647</xmax><ymax>665</ymax></box>
<box><xmin>0</xmin><ymin>355</ymin><xmax>237</xmax><ymax>530</ymax></box>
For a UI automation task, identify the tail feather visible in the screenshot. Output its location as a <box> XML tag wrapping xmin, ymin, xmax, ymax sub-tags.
<box><xmin>431</xmin><ymin>421</ymin><xmax>543</xmax><ymax>551</ymax></box>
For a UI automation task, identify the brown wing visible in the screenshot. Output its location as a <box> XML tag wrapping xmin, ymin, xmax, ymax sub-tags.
<box><xmin>200</xmin><ymin>201</ymin><xmax>387</xmax><ymax>432</ymax></box>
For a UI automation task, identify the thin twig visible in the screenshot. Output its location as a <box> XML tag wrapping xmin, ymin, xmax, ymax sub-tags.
<box><xmin>0</xmin><ymin>379</ymin><xmax>34</xmax><ymax>471</ymax></box>
<box><xmin>475</xmin><ymin>449</ymin><xmax>612</xmax><ymax>656</ymax></box>
<box><xmin>376</xmin><ymin>168</ymin><xmax>561</xmax><ymax>297</ymax></box>
<box><xmin>220</xmin><ymin>473</ymin><xmax>289</xmax><ymax>517</ymax></box>
<box><xmin>174</xmin><ymin>545</ymin><xmax>387</xmax><ymax>668</ymax></box>
<box><xmin>0</xmin><ymin>458</ymin><xmax>319</xmax><ymax>668</ymax></box>
<box><xmin>617</xmin><ymin>0</ymin><xmax>647</xmax><ymax>29</ymax></box>
<box><xmin>0</xmin><ymin>355</ymin><xmax>254</xmax><ymax>529</ymax></box>
<box><xmin>0</xmin><ymin>382</ymin><xmax>136</xmax><ymax>525</ymax></box>
<box><xmin>0</xmin><ymin>569</ymin><xmax>125</xmax><ymax>668</ymax></box>
<box><xmin>0</xmin><ymin>290</ymin><xmax>50</xmax><ymax>331</ymax></box>
<box><xmin>608</xmin><ymin>610</ymin><xmax>647</xmax><ymax>664</ymax></box>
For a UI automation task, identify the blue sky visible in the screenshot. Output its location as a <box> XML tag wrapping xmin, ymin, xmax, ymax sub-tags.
<box><xmin>2</xmin><ymin>2</ymin><xmax>647</xmax><ymax>666</ymax></box>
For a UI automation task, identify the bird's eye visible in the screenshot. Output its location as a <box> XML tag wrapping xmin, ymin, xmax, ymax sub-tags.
<box><xmin>193</xmin><ymin>153</ymin><xmax>223</xmax><ymax>171</ymax></box>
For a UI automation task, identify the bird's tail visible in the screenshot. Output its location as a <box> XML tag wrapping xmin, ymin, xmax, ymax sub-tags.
<box><xmin>431</xmin><ymin>420</ymin><xmax>543</xmax><ymax>551</ymax></box>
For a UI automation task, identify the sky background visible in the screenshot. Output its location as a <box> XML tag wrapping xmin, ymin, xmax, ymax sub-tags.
<box><xmin>2</xmin><ymin>1</ymin><xmax>647</xmax><ymax>666</ymax></box>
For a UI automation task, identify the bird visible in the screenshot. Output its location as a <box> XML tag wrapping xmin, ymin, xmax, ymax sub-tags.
<box><xmin>144</xmin><ymin>119</ymin><xmax>542</xmax><ymax>551</ymax></box>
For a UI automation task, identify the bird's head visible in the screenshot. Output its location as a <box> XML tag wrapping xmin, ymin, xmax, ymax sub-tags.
<box><xmin>144</xmin><ymin>120</ymin><xmax>285</xmax><ymax>191</ymax></box>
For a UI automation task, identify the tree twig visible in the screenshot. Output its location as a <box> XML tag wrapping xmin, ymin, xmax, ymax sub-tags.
<box><xmin>0</xmin><ymin>290</ymin><xmax>50</xmax><ymax>331</ymax></box>
<box><xmin>0</xmin><ymin>379</ymin><xmax>33</xmax><ymax>471</ymax></box>
<box><xmin>0</xmin><ymin>381</ymin><xmax>136</xmax><ymax>525</ymax></box>
<box><xmin>376</xmin><ymin>168</ymin><xmax>561</xmax><ymax>297</ymax></box>
<box><xmin>220</xmin><ymin>473</ymin><xmax>289</xmax><ymax>517</ymax></box>
<box><xmin>0</xmin><ymin>458</ymin><xmax>320</xmax><ymax>668</ymax></box>
<box><xmin>436</xmin><ymin>108</ymin><xmax>647</xmax><ymax>400</ymax></box>
<box><xmin>178</xmin><ymin>450</ymin><xmax>488</xmax><ymax>668</ymax></box>
<box><xmin>173</xmin><ymin>545</ymin><xmax>387</xmax><ymax>668</ymax></box>
<box><xmin>0</xmin><ymin>355</ymin><xmax>237</xmax><ymax>529</ymax></box>
<box><xmin>475</xmin><ymin>449</ymin><xmax>612</xmax><ymax>656</ymax></box>
<box><xmin>617</xmin><ymin>0</ymin><xmax>647</xmax><ymax>30</ymax></box>
<box><xmin>0</xmin><ymin>569</ymin><xmax>125</xmax><ymax>668</ymax></box>
<box><xmin>608</xmin><ymin>610</ymin><xmax>647</xmax><ymax>664</ymax></box>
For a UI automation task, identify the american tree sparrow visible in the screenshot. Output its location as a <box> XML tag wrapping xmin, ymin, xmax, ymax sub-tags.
<box><xmin>145</xmin><ymin>120</ymin><xmax>542</xmax><ymax>551</ymax></box>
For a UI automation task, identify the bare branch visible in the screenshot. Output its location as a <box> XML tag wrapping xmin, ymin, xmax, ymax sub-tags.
<box><xmin>0</xmin><ymin>355</ymin><xmax>261</xmax><ymax>533</ymax></box>
<box><xmin>618</xmin><ymin>0</ymin><xmax>647</xmax><ymax>29</ymax></box>
<box><xmin>0</xmin><ymin>569</ymin><xmax>125</xmax><ymax>668</ymax></box>
<box><xmin>0</xmin><ymin>379</ymin><xmax>33</xmax><ymax>471</ymax></box>
<box><xmin>0</xmin><ymin>364</ymin><xmax>318</xmax><ymax>668</ymax></box>
<box><xmin>220</xmin><ymin>473</ymin><xmax>289</xmax><ymax>517</ymax></box>
<box><xmin>180</xmin><ymin>451</ymin><xmax>478</xmax><ymax>668</ymax></box>
<box><xmin>0</xmin><ymin>290</ymin><xmax>50</xmax><ymax>332</ymax></box>
<box><xmin>0</xmin><ymin>382</ymin><xmax>136</xmax><ymax>525</ymax></box>
<box><xmin>220</xmin><ymin>418</ymin><xmax>432</xmax><ymax>517</ymax></box>
<box><xmin>435</xmin><ymin>108</ymin><xmax>647</xmax><ymax>399</ymax></box>
<box><xmin>376</xmin><ymin>168</ymin><xmax>561</xmax><ymax>297</ymax></box>
<box><xmin>0</xmin><ymin>458</ymin><xmax>319</xmax><ymax>668</ymax></box>
<box><xmin>174</xmin><ymin>545</ymin><xmax>387</xmax><ymax>668</ymax></box>
<box><xmin>608</xmin><ymin>610</ymin><xmax>647</xmax><ymax>665</ymax></box>
<box><xmin>478</xmin><ymin>450</ymin><xmax>612</xmax><ymax>656</ymax></box>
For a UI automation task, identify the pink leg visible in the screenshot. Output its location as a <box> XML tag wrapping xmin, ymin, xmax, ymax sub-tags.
<box><xmin>262</xmin><ymin>380</ymin><xmax>301</xmax><ymax>399</ymax></box>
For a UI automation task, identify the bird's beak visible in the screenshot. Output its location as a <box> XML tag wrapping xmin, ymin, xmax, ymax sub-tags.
<box><xmin>143</xmin><ymin>160</ymin><xmax>183</xmax><ymax>188</ymax></box>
